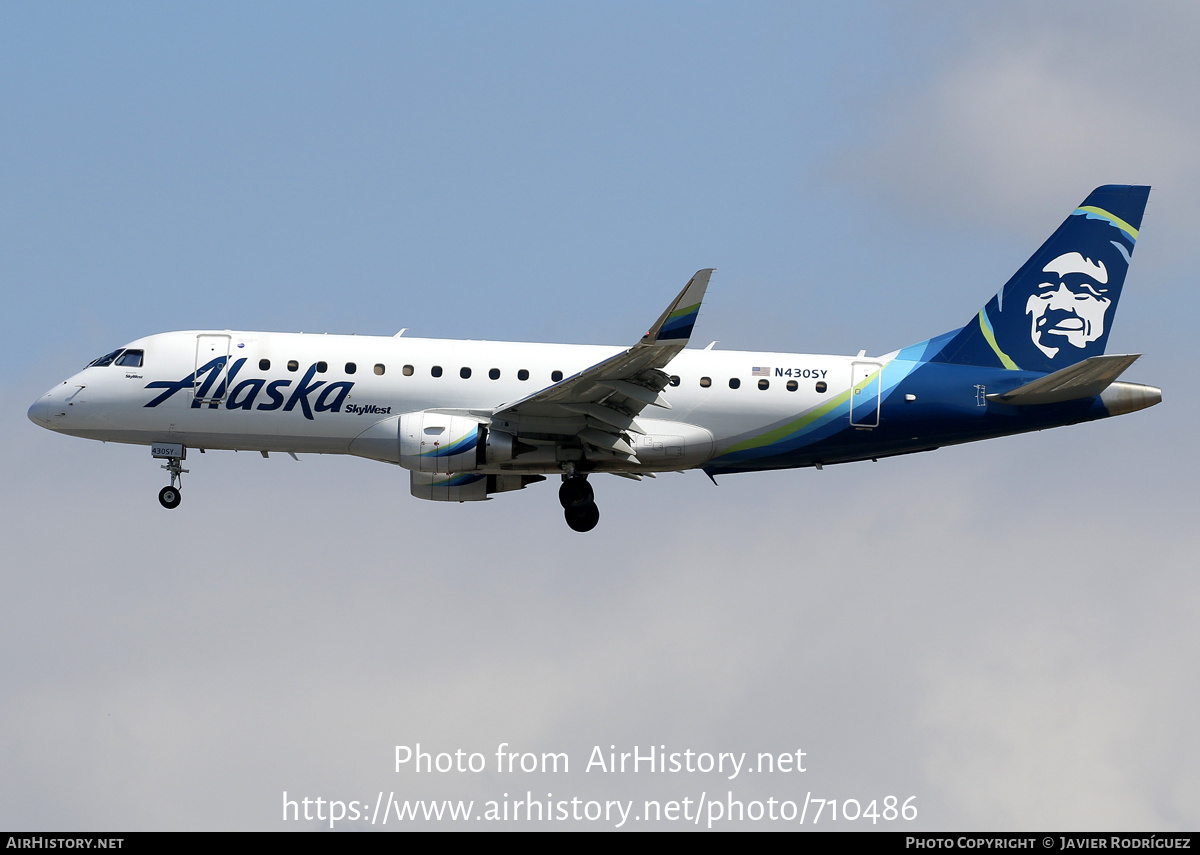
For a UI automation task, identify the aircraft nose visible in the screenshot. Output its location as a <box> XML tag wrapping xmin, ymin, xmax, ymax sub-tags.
<box><xmin>28</xmin><ymin>392</ymin><xmax>59</xmax><ymax>428</ymax></box>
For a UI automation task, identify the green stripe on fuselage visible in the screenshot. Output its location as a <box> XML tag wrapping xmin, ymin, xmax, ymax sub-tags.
<box><xmin>720</xmin><ymin>385</ymin><xmax>854</xmax><ymax>457</ymax></box>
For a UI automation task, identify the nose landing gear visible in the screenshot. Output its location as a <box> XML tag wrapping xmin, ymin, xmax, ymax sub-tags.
<box><xmin>559</xmin><ymin>471</ymin><xmax>599</xmax><ymax>532</ymax></box>
<box><xmin>152</xmin><ymin>443</ymin><xmax>188</xmax><ymax>510</ymax></box>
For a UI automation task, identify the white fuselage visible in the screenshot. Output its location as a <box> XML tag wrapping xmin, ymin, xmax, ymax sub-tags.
<box><xmin>29</xmin><ymin>330</ymin><xmax>854</xmax><ymax>471</ymax></box>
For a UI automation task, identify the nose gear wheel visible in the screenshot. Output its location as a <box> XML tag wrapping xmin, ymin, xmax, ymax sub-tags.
<box><xmin>158</xmin><ymin>453</ymin><xmax>188</xmax><ymax>510</ymax></box>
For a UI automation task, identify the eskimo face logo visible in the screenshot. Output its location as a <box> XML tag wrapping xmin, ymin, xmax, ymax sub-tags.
<box><xmin>1025</xmin><ymin>251</ymin><xmax>1112</xmax><ymax>358</ymax></box>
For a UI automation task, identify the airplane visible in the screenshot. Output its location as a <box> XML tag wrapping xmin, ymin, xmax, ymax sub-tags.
<box><xmin>28</xmin><ymin>185</ymin><xmax>1161</xmax><ymax>532</ymax></box>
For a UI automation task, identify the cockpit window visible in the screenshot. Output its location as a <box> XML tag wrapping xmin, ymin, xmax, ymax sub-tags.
<box><xmin>115</xmin><ymin>350</ymin><xmax>143</xmax><ymax>368</ymax></box>
<box><xmin>87</xmin><ymin>349</ymin><xmax>123</xmax><ymax>368</ymax></box>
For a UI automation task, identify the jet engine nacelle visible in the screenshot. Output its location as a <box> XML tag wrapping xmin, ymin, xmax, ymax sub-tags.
<box><xmin>398</xmin><ymin>411</ymin><xmax>522</xmax><ymax>473</ymax></box>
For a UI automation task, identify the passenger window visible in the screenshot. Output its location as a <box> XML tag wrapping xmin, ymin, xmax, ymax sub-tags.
<box><xmin>551</xmin><ymin>370</ymin><xmax>563</xmax><ymax>382</ymax></box>
<box><xmin>259</xmin><ymin>359</ymin><xmax>271</xmax><ymax>371</ymax></box>
<box><xmin>815</xmin><ymin>381</ymin><xmax>828</xmax><ymax>393</ymax></box>
<box><xmin>432</xmin><ymin>366</ymin><xmax>443</xmax><ymax>377</ymax></box>
<box><xmin>345</xmin><ymin>362</ymin><xmax>357</xmax><ymax>374</ymax></box>
<box><xmin>316</xmin><ymin>361</ymin><xmax>328</xmax><ymax>373</ymax></box>
<box><xmin>729</xmin><ymin>378</ymin><xmax>741</xmax><ymax>389</ymax></box>
<box><xmin>460</xmin><ymin>367</ymin><xmax>471</xmax><ymax>379</ymax></box>
<box><xmin>115</xmin><ymin>350</ymin><xmax>143</xmax><ymax>367</ymax></box>
<box><xmin>489</xmin><ymin>368</ymin><xmax>500</xmax><ymax>380</ymax></box>
<box><xmin>374</xmin><ymin>364</ymin><xmax>386</xmax><ymax>375</ymax></box>
<box><xmin>518</xmin><ymin>369</ymin><xmax>529</xmax><ymax>381</ymax></box>
<box><xmin>402</xmin><ymin>365</ymin><xmax>414</xmax><ymax>376</ymax></box>
<box><xmin>669</xmin><ymin>375</ymin><xmax>680</xmax><ymax>387</ymax></box>
<box><xmin>786</xmin><ymin>380</ymin><xmax>798</xmax><ymax>392</ymax></box>
<box><xmin>287</xmin><ymin>360</ymin><xmax>299</xmax><ymax>372</ymax></box>
<box><xmin>758</xmin><ymin>379</ymin><xmax>769</xmax><ymax>390</ymax></box>
<box><xmin>700</xmin><ymin>377</ymin><xmax>711</xmax><ymax>388</ymax></box>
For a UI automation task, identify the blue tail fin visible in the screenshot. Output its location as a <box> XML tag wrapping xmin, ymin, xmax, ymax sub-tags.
<box><xmin>929</xmin><ymin>185</ymin><xmax>1150</xmax><ymax>372</ymax></box>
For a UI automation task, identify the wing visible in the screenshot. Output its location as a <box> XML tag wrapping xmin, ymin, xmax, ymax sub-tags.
<box><xmin>487</xmin><ymin>269</ymin><xmax>713</xmax><ymax>461</ymax></box>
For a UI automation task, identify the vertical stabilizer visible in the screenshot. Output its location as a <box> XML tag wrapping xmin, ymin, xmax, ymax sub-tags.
<box><xmin>929</xmin><ymin>185</ymin><xmax>1149</xmax><ymax>372</ymax></box>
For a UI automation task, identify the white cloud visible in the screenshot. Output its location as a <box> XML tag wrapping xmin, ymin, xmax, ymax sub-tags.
<box><xmin>843</xmin><ymin>4</ymin><xmax>1200</xmax><ymax>248</ymax></box>
<box><xmin>919</xmin><ymin>618</ymin><xmax>1200</xmax><ymax>830</ymax></box>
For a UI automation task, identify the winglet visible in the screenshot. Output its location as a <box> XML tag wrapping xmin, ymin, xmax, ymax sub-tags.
<box><xmin>640</xmin><ymin>269</ymin><xmax>713</xmax><ymax>345</ymax></box>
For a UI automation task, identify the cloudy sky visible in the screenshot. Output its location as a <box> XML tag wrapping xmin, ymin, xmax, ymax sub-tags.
<box><xmin>3</xmin><ymin>1</ymin><xmax>1197</xmax><ymax>830</ymax></box>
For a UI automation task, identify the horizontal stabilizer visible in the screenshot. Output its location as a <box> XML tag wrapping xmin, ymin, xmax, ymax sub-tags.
<box><xmin>987</xmin><ymin>354</ymin><xmax>1141</xmax><ymax>405</ymax></box>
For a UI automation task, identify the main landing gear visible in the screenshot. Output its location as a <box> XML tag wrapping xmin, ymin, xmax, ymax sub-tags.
<box><xmin>559</xmin><ymin>473</ymin><xmax>599</xmax><ymax>532</ymax></box>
